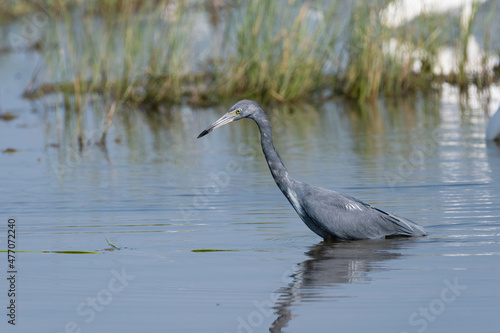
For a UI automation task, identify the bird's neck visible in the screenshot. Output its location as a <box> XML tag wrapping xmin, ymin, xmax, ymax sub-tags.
<box><xmin>255</xmin><ymin>116</ymin><xmax>291</xmax><ymax>192</ymax></box>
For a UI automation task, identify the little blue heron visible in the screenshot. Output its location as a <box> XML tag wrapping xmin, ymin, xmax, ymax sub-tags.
<box><xmin>197</xmin><ymin>100</ymin><xmax>427</xmax><ymax>240</ymax></box>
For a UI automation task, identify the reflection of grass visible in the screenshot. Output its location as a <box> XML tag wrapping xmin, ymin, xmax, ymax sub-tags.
<box><xmin>8</xmin><ymin>0</ymin><xmax>499</xmax><ymax>107</ymax></box>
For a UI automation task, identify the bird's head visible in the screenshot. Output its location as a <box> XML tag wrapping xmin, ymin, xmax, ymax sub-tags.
<box><xmin>197</xmin><ymin>100</ymin><xmax>262</xmax><ymax>139</ymax></box>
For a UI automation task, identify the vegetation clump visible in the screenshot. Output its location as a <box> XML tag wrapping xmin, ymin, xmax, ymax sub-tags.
<box><xmin>1</xmin><ymin>0</ymin><xmax>498</xmax><ymax>108</ymax></box>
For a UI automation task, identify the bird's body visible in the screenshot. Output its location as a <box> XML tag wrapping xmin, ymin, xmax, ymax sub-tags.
<box><xmin>287</xmin><ymin>181</ymin><xmax>426</xmax><ymax>240</ymax></box>
<box><xmin>198</xmin><ymin>100</ymin><xmax>427</xmax><ymax>240</ymax></box>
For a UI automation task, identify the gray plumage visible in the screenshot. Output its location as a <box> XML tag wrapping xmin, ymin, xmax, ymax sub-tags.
<box><xmin>197</xmin><ymin>100</ymin><xmax>427</xmax><ymax>240</ymax></box>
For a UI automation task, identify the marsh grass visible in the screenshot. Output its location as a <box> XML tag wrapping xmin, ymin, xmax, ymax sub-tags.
<box><xmin>212</xmin><ymin>0</ymin><xmax>340</xmax><ymax>103</ymax></box>
<box><xmin>0</xmin><ymin>0</ymin><xmax>72</xmax><ymax>21</ymax></box>
<box><xmin>342</xmin><ymin>3</ymin><xmax>385</xmax><ymax>102</ymax></box>
<box><xmin>11</xmin><ymin>0</ymin><xmax>500</xmax><ymax>109</ymax></box>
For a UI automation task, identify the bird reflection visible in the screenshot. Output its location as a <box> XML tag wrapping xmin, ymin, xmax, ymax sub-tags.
<box><xmin>270</xmin><ymin>238</ymin><xmax>413</xmax><ymax>332</ymax></box>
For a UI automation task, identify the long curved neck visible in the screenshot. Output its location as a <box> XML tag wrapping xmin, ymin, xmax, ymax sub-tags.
<box><xmin>252</xmin><ymin>112</ymin><xmax>291</xmax><ymax>193</ymax></box>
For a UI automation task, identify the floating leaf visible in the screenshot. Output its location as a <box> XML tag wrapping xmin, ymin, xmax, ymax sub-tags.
<box><xmin>3</xmin><ymin>148</ymin><xmax>18</xmax><ymax>154</ymax></box>
<box><xmin>0</xmin><ymin>112</ymin><xmax>16</xmax><ymax>121</ymax></box>
<box><xmin>192</xmin><ymin>249</ymin><xmax>236</xmax><ymax>253</ymax></box>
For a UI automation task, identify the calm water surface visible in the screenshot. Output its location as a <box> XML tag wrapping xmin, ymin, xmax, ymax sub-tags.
<box><xmin>1</xmin><ymin>57</ymin><xmax>499</xmax><ymax>333</ymax></box>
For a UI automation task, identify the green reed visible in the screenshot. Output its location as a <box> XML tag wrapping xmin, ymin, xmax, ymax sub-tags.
<box><xmin>213</xmin><ymin>0</ymin><xmax>340</xmax><ymax>103</ymax></box>
<box><xmin>7</xmin><ymin>0</ymin><xmax>497</xmax><ymax>108</ymax></box>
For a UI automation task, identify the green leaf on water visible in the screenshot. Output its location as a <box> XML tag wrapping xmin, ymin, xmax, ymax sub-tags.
<box><xmin>49</xmin><ymin>250</ymin><xmax>101</xmax><ymax>254</ymax></box>
<box><xmin>0</xmin><ymin>250</ymin><xmax>101</xmax><ymax>254</ymax></box>
<box><xmin>0</xmin><ymin>112</ymin><xmax>17</xmax><ymax>121</ymax></box>
<box><xmin>105</xmin><ymin>238</ymin><xmax>120</xmax><ymax>250</ymax></box>
<box><xmin>3</xmin><ymin>148</ymin><xmax>18</xmax><ymax>154</ymax></box>
<box><xmin>192</xmin><ymin>249</ymin><xmax>236</xmax><ymax>253</ymax></box>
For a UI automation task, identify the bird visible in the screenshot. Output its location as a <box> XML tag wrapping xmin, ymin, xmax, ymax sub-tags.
<box><xmin>486</xmin><ymin>105</ymin><xmax>500</xmax><ymax>141</ymax></box>
<box><xmin>197</xmin><ymin>100</ymin><xmax>427</xmax><ymax>240</ymax></box>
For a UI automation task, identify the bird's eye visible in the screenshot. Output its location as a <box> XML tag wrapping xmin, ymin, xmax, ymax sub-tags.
<box><xmin>235</xmin><ymin>109</ymin><xmax>241</xmax><ymax>115</ymax></box>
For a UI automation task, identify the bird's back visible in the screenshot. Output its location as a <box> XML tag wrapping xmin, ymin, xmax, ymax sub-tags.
<box><xmin>289</xmin><ymin>182</ymin><xmax>427</xmax><ymax>240</ymax></box>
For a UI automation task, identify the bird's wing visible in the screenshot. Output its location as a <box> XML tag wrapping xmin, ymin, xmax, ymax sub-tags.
<box><xmin>298</xmin><ymin>184</ymin><xmax>422</xmax><ymax>239</ymax></box>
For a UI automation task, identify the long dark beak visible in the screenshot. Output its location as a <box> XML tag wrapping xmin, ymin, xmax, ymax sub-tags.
<box><xmin>197</xmin><ymin>113</ymin><xmax>235</xmax><ymax>139</ymax></box>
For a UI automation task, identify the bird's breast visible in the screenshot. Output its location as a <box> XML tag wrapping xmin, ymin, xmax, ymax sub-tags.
<box><xmin>286</xmin><ymin>189</ymin><xmax>304</xmax><ymax>215</ymax></box>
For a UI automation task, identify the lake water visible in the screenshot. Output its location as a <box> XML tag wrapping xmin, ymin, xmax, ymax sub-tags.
<box><xmin>1</xmin><ymin>79</ymin><xmax>499</xmax><ymax>333</ymax></box>
<box><xmin>1</xmin><ymin>34</ymin><xmax>500</xmax><ymax>333</ymax></box>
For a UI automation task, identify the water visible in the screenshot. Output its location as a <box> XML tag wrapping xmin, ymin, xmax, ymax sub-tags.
<box><xmin>1</xmin><ymin>79</ymin><xmax>499</xmax><ymax>332</ymax></box>
<box><xmin>2</xmin><ymin>18</ymin><xmax>500</xmax><ymax>333</ymax></box>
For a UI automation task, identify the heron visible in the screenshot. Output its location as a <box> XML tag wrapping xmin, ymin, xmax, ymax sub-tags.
<box><xmin>486</xmin><ymin>105</ymin><xmax>500</xmax><ymax>141</ymax></box>
<box><xmin>197</xmin><ymin>100</ymin><xmax>427</xmax><ymax>240</ymax></box>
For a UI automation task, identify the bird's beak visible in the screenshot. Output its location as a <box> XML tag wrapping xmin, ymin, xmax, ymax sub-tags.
<box><xmin>197</xmin><ymin>113</ymin><xmax>235</xmax><ymax>139</ymax></box>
